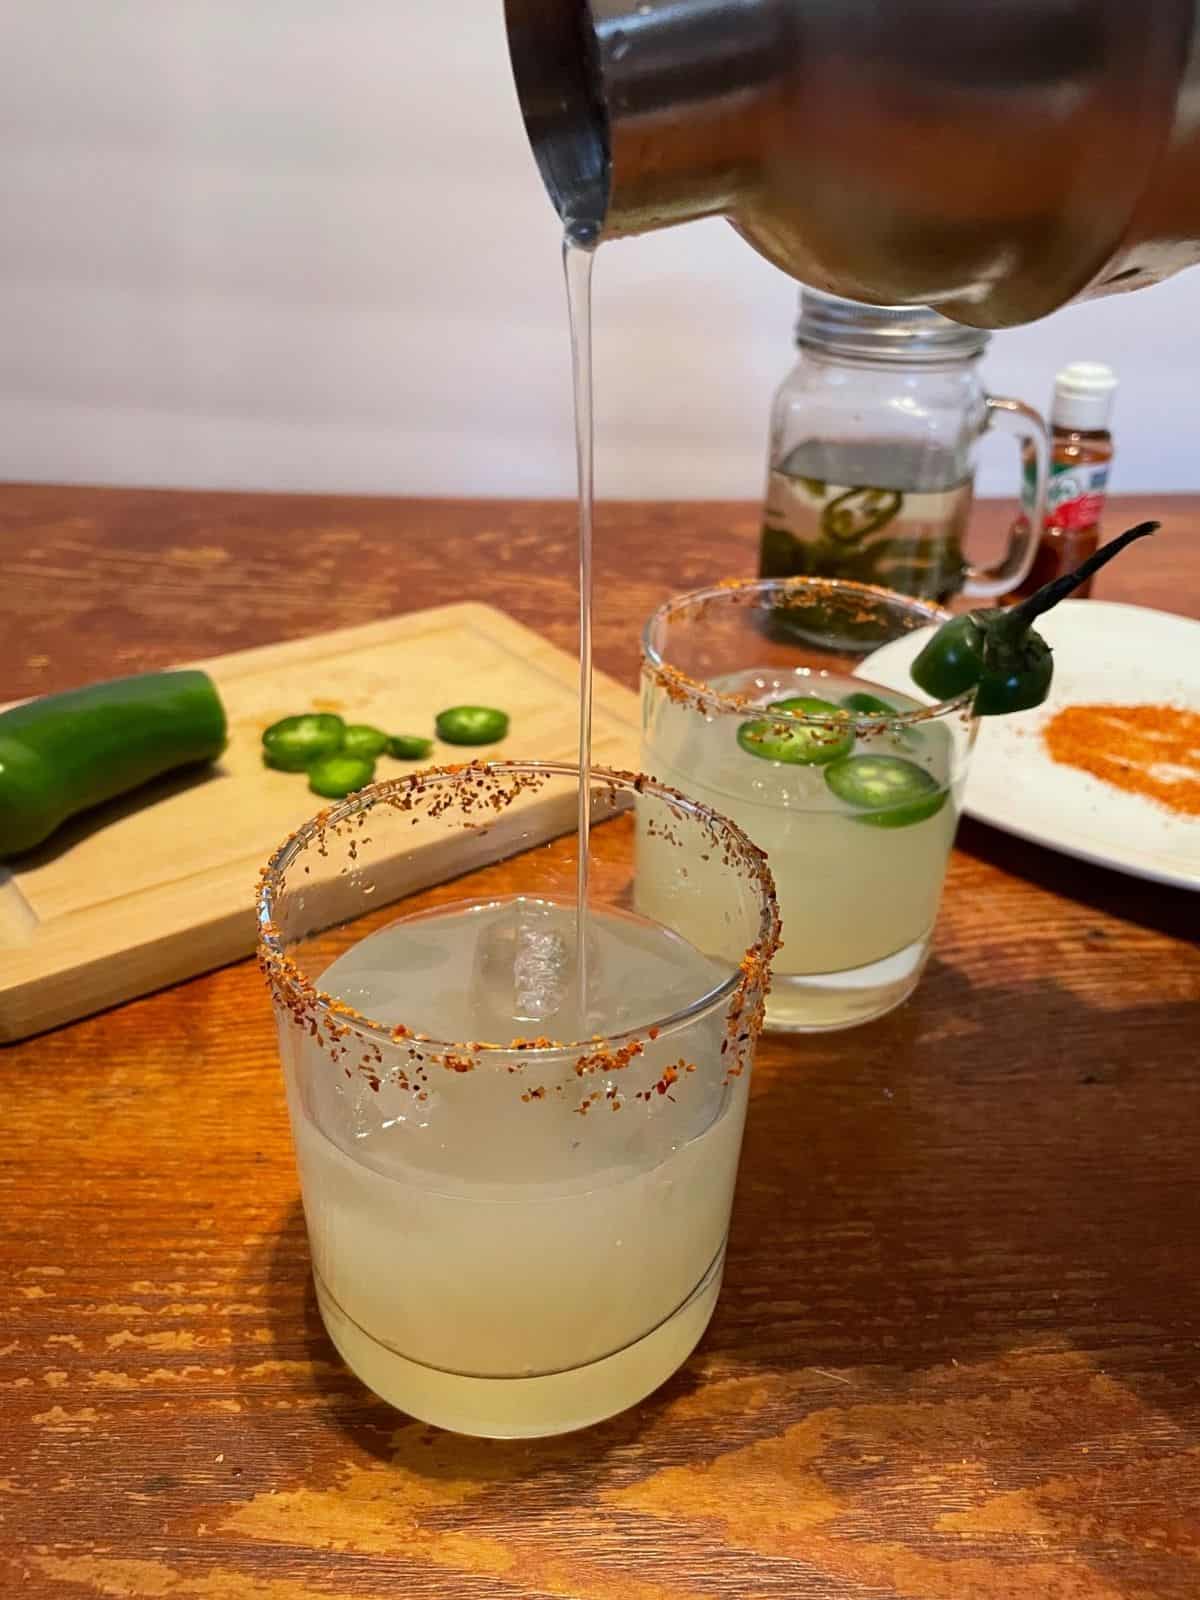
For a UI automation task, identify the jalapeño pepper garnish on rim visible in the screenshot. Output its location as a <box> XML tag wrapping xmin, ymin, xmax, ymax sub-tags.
<box><xmin>910</xmin><ymin>521</ymin><xmax>1159</xmax><ymax>715</ymax></box>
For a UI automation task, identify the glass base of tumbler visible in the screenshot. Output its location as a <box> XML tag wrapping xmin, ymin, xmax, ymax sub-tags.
<box><xmin>764</xmin><ymin>931</ymin><xmax>932</xmax><ymax>1033</ymax></box>
<box><xmin>313</xmin><ymin>1247</ymin><xmax>726</xmax><ymax>1439</ymax></box>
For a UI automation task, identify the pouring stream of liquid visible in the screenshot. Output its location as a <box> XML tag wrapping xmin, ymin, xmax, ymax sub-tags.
<box><xmin>563</xmin><ymin>238</ymin><xmax>596</xmax><ymax>1025</ymax></box>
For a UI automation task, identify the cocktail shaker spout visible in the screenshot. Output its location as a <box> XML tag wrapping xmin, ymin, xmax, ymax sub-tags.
<box><xmin>505</xmin><ymin>0</ymin><xmax>784</xmax><ymax>245</ymax></box>
<box><xmin>505</xmin><ymin>0</ymin><xmax>1200</xmax><ymax>327</ymax></box>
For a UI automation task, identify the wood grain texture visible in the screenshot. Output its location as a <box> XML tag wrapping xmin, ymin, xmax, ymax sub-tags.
<box><xmin>0</xmin><ymin>603</ymin><xmax>640</xmax><ymax>1042</ymax></box>
<box><xmin>2</xmin><ymin>485</ymin><xmax>1198</xmax><ymax>1600</ymax></box>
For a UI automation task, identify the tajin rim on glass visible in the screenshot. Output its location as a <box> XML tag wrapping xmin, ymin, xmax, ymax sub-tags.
<box><xmin>642</xmin><ymin>576</ymin><xmax>974</xmax><ymax>726</ymax></box>
<box><xmin>257</xmin><ymin>759</ymin><xmax>781</xmax><ymax>1065</ymax></box>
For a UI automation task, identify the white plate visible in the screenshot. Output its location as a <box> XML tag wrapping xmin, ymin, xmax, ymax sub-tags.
<box><xmin>859</xmin><ymin>600</ymin><xmax>1200</xmax><ymax>891</ymax></box>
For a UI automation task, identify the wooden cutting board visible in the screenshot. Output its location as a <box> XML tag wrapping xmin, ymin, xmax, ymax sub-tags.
<box><xmin>0</xmin><ymin>603</ymin><xmax>640</xmax><ymax>1043</ymax></box>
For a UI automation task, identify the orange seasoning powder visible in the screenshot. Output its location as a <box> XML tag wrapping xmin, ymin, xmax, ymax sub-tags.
<box><xmin>1042</xmin><ymin>703</ymin><xmax>1200</xmax><ymax>817</ymax></box>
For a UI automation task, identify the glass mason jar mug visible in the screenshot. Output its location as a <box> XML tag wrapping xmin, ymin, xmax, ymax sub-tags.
<box><xmin>760</xmin><ymin>290</ymin><xmax>1050</xmax><ymax>605</ymax></box>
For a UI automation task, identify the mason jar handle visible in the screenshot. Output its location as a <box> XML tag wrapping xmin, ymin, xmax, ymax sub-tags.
<box><xmin>962</xmin><ymin>396</ymin><xmax>1050</xmax><ymax>599</ymax></box>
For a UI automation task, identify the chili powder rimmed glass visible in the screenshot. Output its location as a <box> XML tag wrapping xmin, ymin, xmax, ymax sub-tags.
<box><xmin>641</xmin><ymin>578</ymin><xmax>978</xmax><ymax>1032</ymax></box>
<box><xmin>257</xmin><ymin>760</ymin><xmax>779</xmax><ymax>1439</ymax></box>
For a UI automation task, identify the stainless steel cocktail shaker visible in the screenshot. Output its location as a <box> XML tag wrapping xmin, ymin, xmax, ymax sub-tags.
<box><xmin>505</xmin><ymin>0</ymin><xmax>1200</xmax><ymax>327</ymax></box>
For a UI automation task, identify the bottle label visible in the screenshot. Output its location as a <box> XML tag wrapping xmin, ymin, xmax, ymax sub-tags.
<box><xmin>1023</xmin><ymin>460</ymin><xmax>1110</xmax><ymax>531</ymax></box>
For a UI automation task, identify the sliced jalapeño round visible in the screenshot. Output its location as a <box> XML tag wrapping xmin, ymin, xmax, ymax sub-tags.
<box><xmin>435</xmin><ymin>705</ymin><xmax>510</xmax><ymax>746</ymax></box>
<box><xmin>820</xmin><ymin>486</ymin><xmax>903</xmax><ymax>545</ymax></box>
<box><xmin>388</xmin><ymin>734</ymin><xmax>435</xmax><ymax>761</ymax></box>
<box><xmin>841</xmin><ymin>687</ymin><xmax>925</xmax><ymax>750</ymax></box>
<box><xmin>824</xmin><ymin>753</ymin><xmax>947</xmax><ymax>827</ymax></box>
<box><xmin>736</xmin><ymin>695</ymin><xmax>854</xmax><ymax>766</ymax></box>
<box><xmin>840</xmin><ymin>690</ymin><xmax>897</xmax><ymax>718</ymax></box>
<box><xmin>341</xmin><ymin>723</ymin><xmax>390</xmax><ymax>760</ymax></box>
<box><xmin>262</xmin><ymin>712</ymin><xmax>345</xmax><ymax>772</ymax></box>
<box><xmin>307</xmin><ymin>752</ymin><xmax>376</xmax><ymax>800</ymax></box>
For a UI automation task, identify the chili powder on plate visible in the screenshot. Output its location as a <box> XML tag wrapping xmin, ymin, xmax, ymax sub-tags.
<box><xmin>1042</xmin><ymin>703</ymin><xmax>1200</xmax><ymax>817</ymax></box>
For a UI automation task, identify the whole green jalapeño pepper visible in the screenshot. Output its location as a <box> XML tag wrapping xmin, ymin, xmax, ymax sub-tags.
<box><xmin>910</xmin><ymin>522</ymin><xmax>1159</xmax><ymax>715</ymax></box>
<box><xmin>0</xmin><ymin>669</ymin><xmax>227</xmax><ymax>858</ymax></box>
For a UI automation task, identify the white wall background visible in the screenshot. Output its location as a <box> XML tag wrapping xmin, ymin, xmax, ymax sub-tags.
<box><xmin>3</xmin><ymin>0</ymin><xmax>1200</xmax><ymax>502</ymax></box>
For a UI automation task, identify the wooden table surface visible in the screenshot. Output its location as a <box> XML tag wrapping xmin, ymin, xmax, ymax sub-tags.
<box><xmin>2</xmin><ymin>485</ymin><xmax>1198</xmax><ymax>1600</ymax></box>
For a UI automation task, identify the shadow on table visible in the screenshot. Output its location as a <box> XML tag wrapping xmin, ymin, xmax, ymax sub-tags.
<box><xmin>720</xmin><ymin>952</ymin><xmax>1200</xmax><ymax>1426</ymax></box>
<box><xmin>4</xmin><ymin>762</ymin><xmax>228</xmax><ymax>871</ymax></box>
<box><xmin>955</xmin><ymin>815</ymin><xmax>1197</xmax><ymax>940</ymax></box>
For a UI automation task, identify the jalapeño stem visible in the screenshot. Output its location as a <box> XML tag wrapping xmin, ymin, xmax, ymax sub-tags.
<box><xmin>999</xmin><ymin>521</ymin><xmax>1159</xmax><ymax>640</ymax></box>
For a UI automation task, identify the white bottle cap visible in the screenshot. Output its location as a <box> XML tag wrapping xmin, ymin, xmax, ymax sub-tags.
<box><xmin>1052</xmin><ymin>361</ymin><xmax>1117</xmax><ymax>431</ymax></box>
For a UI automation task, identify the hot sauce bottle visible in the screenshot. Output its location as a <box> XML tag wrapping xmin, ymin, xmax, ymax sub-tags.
<box><xmin>1011</xmin><ymin>362</ymin><xmax>1117</xmax><ymax>601</ymax></box>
